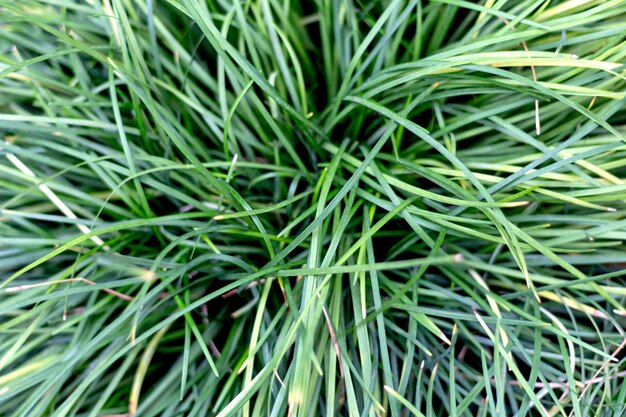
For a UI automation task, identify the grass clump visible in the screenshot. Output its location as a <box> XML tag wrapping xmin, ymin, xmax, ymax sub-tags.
<box><xmin>1</xmin><ymin>0</ymin><xmax>626</xmax><ymax>416</ymax></box>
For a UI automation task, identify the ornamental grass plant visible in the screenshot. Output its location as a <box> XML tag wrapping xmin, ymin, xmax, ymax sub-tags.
<box><xmin>1</xmin><ymin>1</ymin><xmax>626</xmax><ymax>416</ymax></box>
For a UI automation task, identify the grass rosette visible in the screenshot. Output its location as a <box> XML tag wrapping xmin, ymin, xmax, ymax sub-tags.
<box><xmin>1</xmin><ymin>1</ymin><xmax>626</xmax><ymax>416</ymax></box>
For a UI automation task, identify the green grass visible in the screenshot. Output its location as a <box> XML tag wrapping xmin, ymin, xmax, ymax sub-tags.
<box><xmin>1</xmin><ymin>0</ymin><xmax>626</xmax><ymax>416</ymax></box>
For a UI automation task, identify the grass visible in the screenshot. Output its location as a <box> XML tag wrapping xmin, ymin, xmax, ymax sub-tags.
<box><xmin>1</xmin><ymin>0</ymin><xmax>626</xmax><ymax>416</ymax></box>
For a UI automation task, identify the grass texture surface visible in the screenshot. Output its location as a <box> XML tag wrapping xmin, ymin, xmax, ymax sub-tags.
<box><xmin>1</xmin><ymin>1</ymin><xmax>626</xmax><ymax>416</ymax></box>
